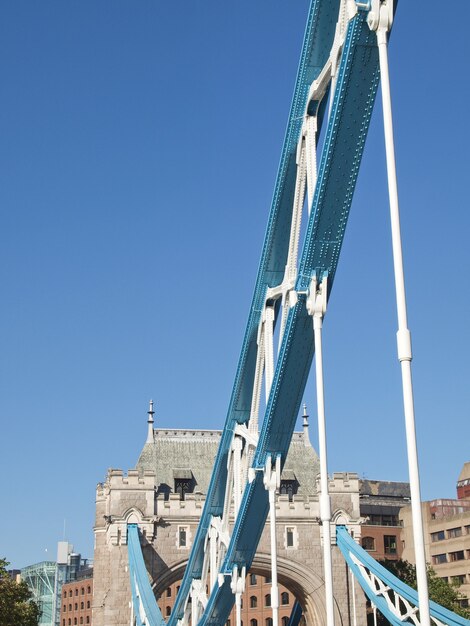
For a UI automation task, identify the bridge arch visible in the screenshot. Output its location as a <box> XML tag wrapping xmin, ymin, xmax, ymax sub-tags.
<box><xmin>150</xmin><ymin>552</ymin><xmax>343</xmax><ymax>626</ymax></box>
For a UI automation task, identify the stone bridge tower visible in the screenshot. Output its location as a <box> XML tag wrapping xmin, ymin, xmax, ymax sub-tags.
<box><xmin>92</xmin><ymin>408</ymin><xmax>366</xmax><ymax>626</ymax></box>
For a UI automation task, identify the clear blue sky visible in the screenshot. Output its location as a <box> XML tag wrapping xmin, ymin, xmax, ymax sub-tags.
<box><xmin>1</xmin><ymin>1</ymin><xmax>468</xmax><ymax>569</ymax></box>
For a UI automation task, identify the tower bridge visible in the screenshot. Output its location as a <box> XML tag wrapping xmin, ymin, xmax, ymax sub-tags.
<box><xmin>94</xmin><ymin>422</ymin><xmax>363</xmax><ymax>626</ymax></box>
<box><xmin>91</xmin><ymin>1</ymin><xmax>469</xmax><ymax>625</ymax></box>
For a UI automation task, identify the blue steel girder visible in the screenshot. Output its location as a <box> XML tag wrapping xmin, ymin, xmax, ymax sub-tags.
<box><xmin>336</xmin><ymin>526</ymin><xmax>470</xmax><ymax>626</ymax></box>
<box><xmin>128</xmin><ymin>524</ymin><xmax>166</xmax><ymax>626</ymax></box>
<box><xmin>168</xmin><ymin>1</ymin><xmax>340</xmax><ymax>623</ymax></box>
<box><xmin>197</xmin><ymin>9</ymin><xmax>381</xmax><ymax>626</ymax></box>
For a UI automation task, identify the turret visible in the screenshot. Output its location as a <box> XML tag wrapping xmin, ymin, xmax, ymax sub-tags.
<box><xmin>146</xmin><ymin>400</ymin><xmax>155</xmax><ymax>444</ymax></box>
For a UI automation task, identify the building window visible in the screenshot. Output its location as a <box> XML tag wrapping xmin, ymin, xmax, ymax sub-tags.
<box><xmin>81</xmin><ymin>602</ymin><xmax>84</xmax><ymax>609</ymax></box>
<box><xmin>447</xmin><ymin>527</ymin><xmax>462</xmax><ymax>539</ymax></box>
<box><xmin>178</xmin><ymin>526</ymin><xmax>189</xmax><ymax>548</ymax></box>
<box><xmin>431</xmin><ymin>530</ymin><xmax>445</xmax><ymax>542</ymax></box>
<box><xmin>87</xmin><ymin>601</ymin><xmax>90</xmax><ymax>609</ymax></box>
<box><xmin>64</xmin><ymin>591</ymin><xmax>67</xmax><ymax>598</ymax></box>
<box><xmin>63</xmin><ymin>621</ymin><xmax>65</xmax><ymax>626</ymax></box>
<box><xmin>166</xmin><ymin>606</ymin><xmax>171</xmax><ymax>616</ymax></box>
<box><xmin>250</xmin><ymin>573</ymin><xmax>257</xmax><ymax>585</ymax></box>
<box><xmin>81</xmin><ymin>587</ymin><xmax>85</xmax><ymax>595</ymax></box>
<box><xmin>87</xmin><ymin>586</ymin><xmax>91</xmax><ymax>594</ymax></box>
<box><xmin>74</xmin><ymin>603</ymin><xmax>78</xmax><ymax>611</ymax></box>
<box><xmin>282</xmin><ymin>618</ymin><xmax>289</xmax><ymax>626</ymax></box>
<box><xmin>285</xmin><ymin>526</ymin><xmax>297</xmax><ymax>549</ymax></box>
<box><xmin>250</xmin><ymin>596</ymin><xmax>257</xmax><ymax>608</ymax></box>
<box><xmin>459</xmin><ymin>599</ymin><xmax>469</xmax><ymax>609</ymax></box>
<box><xmin>167</xmin><ymin>588</ymin><xmax>172</xmax><ymax>597</ymax></box>
<box><xmin>176</xmin><ymin>586</ymin><xmax>180</xmax><ymax>593</ymax></box>
<box><xmin>174</xmin><ymin>476</ymin><xmax>194</xmax><ymax>500</ymax></box>
<box><xmin>432</xmin><ymin>554</ymin><xmax>447</xmax><ymax>565</ymax></box>
<box><xmin>69</xmin><ymin>605</ymin><xmax>72</xmax><ymax>611</ymax></box>
<box><xmin>451</xmin><ymin>575</ymin><xmax>466</xmax><ymax>585</ymax></box>
<box><xmin>68</xmin><ymin>620</ymin><xmax>71</xmax><ymax>626</ymax></box>
<box><xmin>449</xmin><ymin>551</ymin><xmax>465</xmax><ymax>562</ymax></box>
<box><xmin>265</xmin><ymin>575</ymin><xmax>271</xmax><ymax>583</ymax></box>
<box><xmin>362</xmin><ymin>537</ymin><xmax>376</xmax><ymax>552</ymax></box>
<box><xmin>250</xmin><ymin>620</ymin><xmax>258</xmax><ymax>626</ymax></box>
<box><xmin>63</xmin><ymin>605</ymin><xmax>66</xmax><ymax>612</ymax></box>
<box><xmin>80</xmin><ymin>619</ymin><xmax>83</xmax><ymax>625</ymax></box>
<box><xmin>280</xmin><ymin>480</ymin><xmax>297</xmax><ymax>502</ymax></box>
<box><xmin>266</xmin><ymin>619</ymin><xmax>273</xmax><ymax>626</ymax></box>
<box><xmin>69</xmin><ymin>591</ymin><xmax>73</xmax><ymax>597</ymax></box>
<box><xmin>367</xmin><ymin>514</ymin><xmax>399</xmax><ymax>526</ymax></box>
<box><xmin>74</xmin><ymin>620</ymin><xmax>77</xmax><ymax>626</ymax></box>
<box><xmin>75</xmin><ymin>589</ymin><xmax>78</xmax><ymax>596</ymax></box>
<box><xmin>281</xmin><ymin>592</ymin><xmax>289</xmax><ymax>605</ymax></box>
<box><xmin>384</xmin><ymin>535</ymin><xmax>397</xmax><ymax>555</ymax></box>
<box><xmin>86</xmin><ymin>619</ymin><xmax>90</xmax><ymax>625</ymax></box>
<box><xmin>265</xmin><ymin>594</ymin><xmax>271</xmax><ymax>607</ymax></box>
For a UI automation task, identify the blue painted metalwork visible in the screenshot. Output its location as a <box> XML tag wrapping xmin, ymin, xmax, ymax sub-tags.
<box><xmin>168</xmin><ymin>1</ymin><xmax>340</xmax><ymax>623</ymax></box>
<box><xmin>287</xmin><ymin>601</ymin><xmax>303</xmax><ymax>626</ymax></box>
<box><xmin>196</xmin><ymin>10</ymin><xmax>382</xmax><ymax>626</ymax></box>
<box><xmin>336</xmin><ymin>526</ymin><xmax>470</xmax><ymax>626</ymax></box>
<box><xmin>128</xmin><ymin>524</ymin><xmax>166</xmax><ymax>626</ymax></box>
<box><xmin>125</xmin><ymin>5</ymin><xmax>469</xmax><ymax>626</ymax></box>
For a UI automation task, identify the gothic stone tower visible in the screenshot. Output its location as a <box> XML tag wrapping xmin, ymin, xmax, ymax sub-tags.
<box><xmin>92</xmin><ymin>412</ymin><xmax>366</xmax><ymax>626</ymax></box>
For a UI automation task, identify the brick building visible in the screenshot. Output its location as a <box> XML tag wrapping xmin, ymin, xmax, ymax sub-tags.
<box><xmin>60</xmin><ymin>575</ymin><xmax>93</xmax><ymax>626</ymax></box>
<box><xmin>400</xmin><ymin>462</ymin><xmax>470</xmax><ymax>610</ymax></box>
<box><xmin>359</xmin><ymin>479</ymin><xmax>411</xmax><ymax>561</ymax></box>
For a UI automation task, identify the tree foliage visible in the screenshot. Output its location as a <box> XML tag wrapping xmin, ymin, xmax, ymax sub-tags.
<box><xmin>0</xmin><ymin>559</ymin><xmax>40</xmax><ymax>626</ymax></box>
<box><xmin>378</xmin><ymin>559</ymin><xmax>470</xmax><ymax>620</ymax></box>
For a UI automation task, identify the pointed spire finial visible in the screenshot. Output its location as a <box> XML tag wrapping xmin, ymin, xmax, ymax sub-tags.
<box><xmin>303</xmin><ymin>403</ymin><xmax>311</xmax><ymax>447</ymax></box>
<box><xmin>146</xmin><ymin>400</ymin><xmax>155</xmax><ymax>444</ymax></box>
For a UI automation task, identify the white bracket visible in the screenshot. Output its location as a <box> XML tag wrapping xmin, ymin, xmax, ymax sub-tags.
<box><xmin>367</xmin><ymin>0</ymin><xmax>393</xmax><ymax>36</ymax></box>
<box><xmin>263</xmin><ymin>454</ymin><xmax>281</xmax><ymax>492</ymax></box>
<box><xmin>231</xmin><ymin>565</ymin><xmax>246</xmax><ymax>626</ymax></box>
<box><xmin>306</xmin><ymin>275</ymin><xmax>328</xmax><ymax>325</ymax></box>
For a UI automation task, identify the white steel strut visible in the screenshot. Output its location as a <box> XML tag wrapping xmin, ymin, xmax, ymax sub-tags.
<box><xmin>307</xmin><ymin>276</ymin><xmax>335</xmax><ymax>626</ymax></box>
<box><xmin>368</xmin><ymin>2</ymin><xmax>431</xmax><ymax>626</ymax></box>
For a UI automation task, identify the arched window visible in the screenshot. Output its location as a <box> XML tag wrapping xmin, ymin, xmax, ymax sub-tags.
<box><xmin>250</xmin><ymin>620</ymin><xmax>258</xmax><ymax>626</ymax></box>
<box><xmin>250</xmin><ymin>573</ymin><xmax>257</xmax><ymax>585</ymax></box>
<box><xmin>87</xmin><ymin>586</ymin><xmax>91</xmax><ymax>594</ymax></box>
<box><xmin>265</xmin><ymin>594</ymin><xmax>271</xmax><ymax>607</ymax></box>
<box><xmin>166</xmin><ymin>607</ymin><xmax>171</xmax><ymax>616</ymax></box>
<box><xmin>281</xmin><ymin>592</ymin><xmax>289</xmax><ymax>605</ymax></box>
<box><xmin>80</xmin><ymin>602</ymin><xmax>84</xmax><ymax>610</ymax></box>
<box><xmin>87</xmin><ymin>601</ymin><xmax>90</xmax><ymax>609</ymax></box>
<box><xmin>250</xmin><ymin>596</ymin><xmax>257</xmax><ymax>608</ymax></box>
<box><xmin>361</xmin><ymin>536</ymin><xmax>376</xmax><ymax>552</ymax></box>
<box><xmin>282</xmin><ymin>617</ymin><xmax>289</xmax><ymax>626</ymax></box>
<box><xmin>266</xmin><ymin>619</ymin><xmax>273</xmax><ymax>626</ymax></box>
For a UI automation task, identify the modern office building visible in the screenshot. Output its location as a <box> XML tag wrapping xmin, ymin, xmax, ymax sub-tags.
<box><xmin>400</xmin><ymin>462</ymin><xmax>470</xmax><ymax>610</ymax></box>
<box><xmin>21</xmin><ymin>542</ymin><xmax>92</xmax><ymax>626</ymax></box>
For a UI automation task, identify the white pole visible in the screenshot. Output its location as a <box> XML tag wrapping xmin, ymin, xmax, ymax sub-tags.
<box><xmin>350</xmin><ymin>569</ymin><xmax>357</xmax><ymax>626</ymax></box>
<box><xmin>269</xmin><ymin>487</ymin><xmax>279</xmax><ymax>626</ymax></box>
<box><xmin>376</xmin><ymin>26</ymin><xmax>431</xmax><ymax>626</ymax></box>
<box><xmin>313</xmin><ymin>308</ymin><xmax>335</xmax><ymax>626</ymax></box>
<box><xmin>264</xmin><ymin>457</ymin><xmax>280</xmax><ymax>626</ymax></box>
